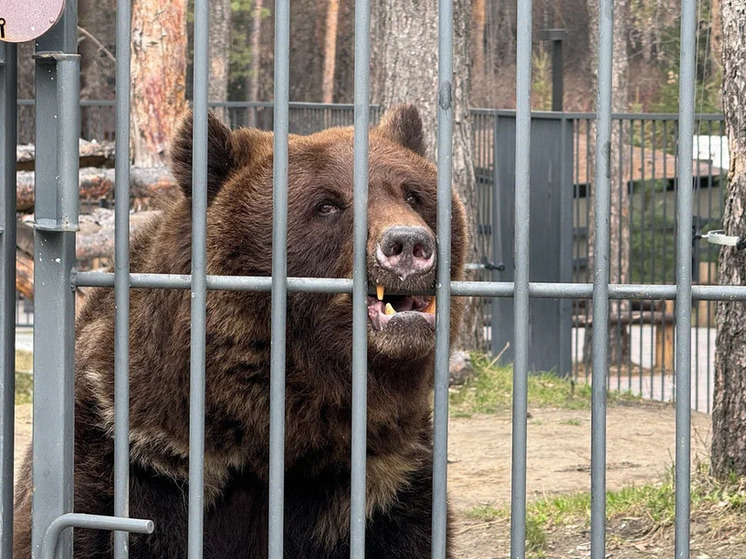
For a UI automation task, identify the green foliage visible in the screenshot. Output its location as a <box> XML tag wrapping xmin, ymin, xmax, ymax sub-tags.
<box><xmin>646</xmin><ymin>1</ymin><xmax>721</xmax><ymax>114</ymax></box>
<box><xmin>229</xmin><ymin>0</ymin><xmax>270</xmax><ymax>101</ymax></box>
<box><xmin>465</xmin><ymin>463</ymin><xmax>746</xmax><ymax>557</ymax></box>
<box><xmin>186</xmin><ymin>0</ymin><xmax>270</xmax><ymax>101</ymax></box>
<box><xmin>630</xmin><ymin>180</ymin><xmax>677</xmax><ymax>284</ymax></box>
<box><xmin>449</xmin><ymin>353</ymin><xmax>639</xmax><ymax>415</ymax></box>
<box><xmin>15</xmin><ymin>372</ymin><xmax>32</xmax><ymax>405</ymax></box>
<box><xmin>531</xmin><ymin>44</ymin><xmax>552</xmax><ymax>111</ymax></box>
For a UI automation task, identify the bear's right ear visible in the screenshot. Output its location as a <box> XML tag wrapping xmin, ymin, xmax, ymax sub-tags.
<box><xmin>168</xmin><ymin>111</ymin><xmax>234</xmax><ymax>203</ymax></box>
<box><xmin>377</xmin><ymin>104</ymin><xmax>426</xmax><ymax>157</ymax></box>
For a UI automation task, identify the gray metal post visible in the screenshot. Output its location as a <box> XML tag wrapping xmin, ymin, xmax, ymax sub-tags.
<box><xmin>269</xmin><ymin>0</ymin><xmax>290</xmax><ymax>556</ymax></box>
<box><xmin>349</xmin><ymin>0</ymin><xmax>370</xmax><ymax>556</ymax></box>
<box><xmin>113</xmin><ymin>0</ymin><xmax>133</xmax><ymax>553</ymax></box>
<box><xmin>0</xmin><ymin>40</ymin><xmax>17</xmax><ymax>559</ymax></box>
<box><xmin>591</xmin><ymin>0</ymin><xmax>614</xmax><ymax>556</ymax></box>
<box><xmin>511</xmin><ymin>0</ymin><xmax>531</xmax><ymax>557</ymax></box>
<box><xmin>675</xmin><ymin>0</ymin><xmax>696</xmax><ymax>556</ymax></box>
<box><xmin>188</xmin><ymin>0</ymin><xmax>209</xmax><ymax>555</ymax></box>
<box><xmin>432</xmin><ymin>0</ymin><xmax>454</xmax><ymax>556</ymax></box>
<box><xmin>31</xmin><ymin>1</ymin><xmax>80</xmax><ymax>558</ymax></box>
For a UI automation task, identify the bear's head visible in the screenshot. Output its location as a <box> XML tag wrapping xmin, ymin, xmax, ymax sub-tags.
<box><xmin>167</xmin><ymin>105</ymin><xmax>467</xmax><ymax>365</ymax></box>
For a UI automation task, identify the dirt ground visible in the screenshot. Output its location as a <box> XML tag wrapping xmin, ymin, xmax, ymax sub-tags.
<box><xmin>447</xmin><ymin>401</ymin><xmax>732</xmax><ymax>558</ymax></box>
<box><xmin>13</xmin><ymin>402</ymin><xmax>736</xmax><ymax>558</ymax></box>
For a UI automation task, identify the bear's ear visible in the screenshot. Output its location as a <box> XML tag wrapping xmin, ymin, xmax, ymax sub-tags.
<box><xmin>168</xmin><ymin>111</ymin><xmax>234</xmax><ymax>203</ymax></box>
<box><xmin>377</xmin><ymin>104</ymin><xmax>426</xmax><ymax>157</ymax></box>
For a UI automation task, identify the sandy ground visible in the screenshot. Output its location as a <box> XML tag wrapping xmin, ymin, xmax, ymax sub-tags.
<box><xmin>13</xmin><ymin>402</ymin><xmax>723</xmax><ymax>558</ymax></box>
<box><xmin>448</xmin><ymin>401</ymin><xmax>711</xmax><ymax>511</ymax></box>
<box><xmin>447</xmin><ymin>402</ymin><xmax>717</xmax><ymax>558</ymax></box>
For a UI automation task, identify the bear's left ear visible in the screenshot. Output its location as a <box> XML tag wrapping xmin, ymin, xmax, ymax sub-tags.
<box><xmin>377</xmin><ymin>104</ymin><xmax>426</xmax><ymax>157</ymax></box>
<box><xmin>168</xmin><ymin>111</ymin><xmax>234</xmax><ymax>203</ymax></box>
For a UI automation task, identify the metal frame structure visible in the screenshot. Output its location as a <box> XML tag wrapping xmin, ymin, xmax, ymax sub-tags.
<box><xmin>0</xmin><ymin>0</ymin><xmax>730</xmax><ymax>558</ymax></box>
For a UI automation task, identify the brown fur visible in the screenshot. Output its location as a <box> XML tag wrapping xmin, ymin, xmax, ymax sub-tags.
<box><xmin>13</xmin><ymin>105</ymin><xmax>467</xmax><ymax>558</ymax></box>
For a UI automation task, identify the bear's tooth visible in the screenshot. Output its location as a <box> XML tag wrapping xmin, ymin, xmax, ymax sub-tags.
<box><xmin>376</xmin><ymin>284</ymin><xmax>385</xmax><ymax>300</ymax></box>
<box><xmin>384</xmin><ymin>302</ymin><xmax>396</xmax><ymax>315</ymax></box>
<box><xmin>424</xmin><ymin>297</ymin><xmax>436</xmax><ymax>314</ymax></box>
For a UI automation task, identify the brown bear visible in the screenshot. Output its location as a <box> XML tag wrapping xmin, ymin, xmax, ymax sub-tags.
<box><xmin>13</xmin><ymin>105</ymin><xmax>467</xmax><ymax>558</ymax></box>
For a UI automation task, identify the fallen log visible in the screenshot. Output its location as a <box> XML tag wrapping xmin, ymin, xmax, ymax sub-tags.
<box><xmin>16</xmin><ymin>249</ymin><xmax>33</xmax><ymax>300</ymax></box>
<box><xmin>16</xmin><ymin>166</ymin><xmax>178</xmax><ymax>212</ymax></box>
<box><xmin>16</xmin><ymin>208</ymin><xmax>161</xmax><ymax>300</ymax></box>
<box><xmin>16</xmin><ymin>139</ymin><xmax>116</xmax><ymax>171</ymax></box>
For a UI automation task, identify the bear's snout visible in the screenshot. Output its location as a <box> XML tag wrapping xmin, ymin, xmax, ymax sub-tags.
<box><xmin>375</xmin><ymin>226</ymin><xmax>435</xmax><ymax>280</ymax></box>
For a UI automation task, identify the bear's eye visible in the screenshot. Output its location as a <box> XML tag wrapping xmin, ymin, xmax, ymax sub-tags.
<box><xmin>316</xmin><ymin>201</ymin><xmax>342</xmax><ymax>215</ymax></box>
<box><xmin>405</xmin><ymin>191</ymin><xmax>419</xmax><ymax>206</ymax></box>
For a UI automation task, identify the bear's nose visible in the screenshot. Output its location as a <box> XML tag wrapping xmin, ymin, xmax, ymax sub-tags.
<box><xmin>375</xmin><ymin>226</ymin><xmax>435</xmax><ymax>280</ymax></box>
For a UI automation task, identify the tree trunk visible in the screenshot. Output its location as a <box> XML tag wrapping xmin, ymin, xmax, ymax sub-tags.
<box><xmin>131</xmin><ymin>0</ymin><xmax>188</xmax><ymax>167</ymax></box>
<box><xmin>372</xmin><ymin>0</ymin><xmax>483</xmax><ymax>351</ymax></box>
<box><xmin>471</xmin><ymin>0</ymin><xmax>486</xmax><ymax>102</ymax></box>
<box><xmin>321</xmin><ymin>0</ymin><xmax>340</xmax><ymax>104</ymax></box>
<box><xmin>712</xmin><ymin>0</ymin><xmax>746</xmax><ymax>479</ymax></box>
<box><xmin>209</xmin><ymin>0</ymin><xmax>231</xmax><ymax>122</ymax></box>
<box><xmin>711</xmin><ymin>0</ymin><xmax>723</xmax><ymax>71</ymax></box>
<box><xmin>583</xmin><ymin>0</ymin><xmax>631</xmax><ymax>368</ymax></box>
<box><xmin>78</xmin><ymin>0</ymin><xmax>116</xmax><ymax>140</ymax></box>
<box><xmin>247</xmin><ymin>0</ymin><xmax>263</xmax><ymax>127</ymax></box>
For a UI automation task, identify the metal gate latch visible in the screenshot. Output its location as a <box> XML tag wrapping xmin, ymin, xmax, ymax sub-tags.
<box><xmin>701</xmin><ymin>230</ymin><xmax>746</xmax><ymax>250</ymax></box>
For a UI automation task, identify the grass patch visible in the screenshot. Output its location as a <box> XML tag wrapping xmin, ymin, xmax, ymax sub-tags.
<box><xmin>464</xmin><ymin>503</ymin><xmax>504</xmax><ymax>521</ymax></box>
<box><xmin>15</xmin><ymin>372</ymin><xmax>33</xmax><ymax>405</ymax></box>
<box><xmin>464</xmin><ymin>464</ymin><xmax>746</xmax><ymax>557</ymax></box>
<box><xmin>16</xmin><ymin>349</ymin><xmax>32</xmax><ymax>374</ymax></box>
<box><xmin>450</xmin><ymin>353</ymin><xmax>640</xmax><ymax>415</ymax></box>
<box><xmin>559</xmin><ymin>418</ymin><xmax>582</xmax><ymax>426</ymax></box>
<box><xmin>15</xmin><ymin>349</ymin><xmax>33</xmax><ymax>405</ymax></box>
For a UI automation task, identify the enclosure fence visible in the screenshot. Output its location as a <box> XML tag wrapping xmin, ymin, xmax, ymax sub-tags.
<box><xmin>12</xmin><ymin>103</ymin><xmax>729</xmax><ymax>412</ymax></box>
<box><xmin>0</xmin><ymin>0</ymin><xmax>732</xmax><ymax>558</ymax></box>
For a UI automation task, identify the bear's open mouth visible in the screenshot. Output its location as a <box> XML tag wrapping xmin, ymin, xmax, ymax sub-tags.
<box><xmin>366</xmin><ymin>284</ymin><xmax>436</xmax><ymax>331</ymax></box>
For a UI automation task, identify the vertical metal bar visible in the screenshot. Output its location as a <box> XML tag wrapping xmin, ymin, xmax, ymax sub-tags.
<box><xmin>32</xmin><ymin>2</ymin><xmax>80</xmax><ymax>556</ymax></box>
<box><xmin>349</xmin><ymin>0</ymin><xmax>370</xmax><ymax>555</ymax></box>
<box><xmin>491</xmin><ymin>115</ymin><xmax>501</xmax><ymax>357</ymax></box>
<box><xmin>269</xmin><ymin>0</ymin><xmax>290</xmax><ymax>555</ymax></box>
<box><xmin>619</xmin><ymin>120</ymin><xmax>642</xmax><ymax>394</ymax></box>
<box><xmin>615</xmin><ymin>117</ymin><xmax>623</xmax><ymax>388</ymax></box>
<box><xmin>662</xmin><ymin>119</ymin><xmax>670</xmax><ymax>401</ymax></box>
<box><xmin>113</xmin><ymin>0</ymin><xmax>133</xmax><ymax>554</ymax></box>
<box><xmin>510</xmin><ymin>0</ymin><xmax>531</xmax><ymax>556</ymax></box>
<box><xmin>675</xmin><ymin>0</ymin><xmax>696</xmax><ymax>555</ymax></box>
<box><xmin>0</xmin><ymin>41</ymin><xmax>17</xmax><ymax>559</ymax></box>
<box><xmin>591</xmin><ymin>0</ymin><xmax>613</xmax><ymax>556</ymax></box>
<box><xmin>432</xmin><ymin>0</ymin><xmax>454</xmax><ymax>556</ymax></box>
<box><xmin>188</xmin><ymin>0</ymin><xmax>209</xmax><ymax>555</ymax></box>
<box><xmin>705</xmin><ymin>121</ymin><xmax>714</xmax><ymax>414</ymax></box>
<box><xmin>573</xmin><ymin>119</ymin><xmax>580</xmax><ymax>381</ymax></box>
<box><xmin>635</xmin><ymin>120</ymin><xmax>643</xmax><ymax>397</ymax></box>
<box><xmin>585</xmin><ymin>119</ymin><xmax>591</xmax><ymax>383</ymax></box>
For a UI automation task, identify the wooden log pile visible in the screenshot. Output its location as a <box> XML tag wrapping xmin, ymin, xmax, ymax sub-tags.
<box><xmin>16</xmin><ymin>210</ymin><xmax>161</xmax><ymax>300</ymax></box>
<box><xmin>14</xmin><ymin>139</ymin><xmax>172</xmax><ymax>300</ymax></box>
<box><xmin>15</xmin><ymin>166</ymin><xmax>179</xmax><ymax>212</ymax></box>
<box><xmin>16</xmin><ymin>139</ymin><xmax>116</xmax><ymax>171</ymax></box>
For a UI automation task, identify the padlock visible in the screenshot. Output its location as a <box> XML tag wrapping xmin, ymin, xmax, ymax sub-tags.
<box><xmin>0</xmin><ymin>0</ymin><xmax>66</xmax><ymax>43</ymax></box>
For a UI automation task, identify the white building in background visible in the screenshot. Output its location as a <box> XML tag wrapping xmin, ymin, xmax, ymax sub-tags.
<box><xmin>693</xmin><ymin>135</ymin><xmax>729</xmax><ymax>171</ymax></box>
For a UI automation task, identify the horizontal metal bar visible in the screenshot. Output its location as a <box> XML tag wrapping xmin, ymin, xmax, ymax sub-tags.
<box><xmin>42</xmin><ymin>513</ymin><xmax>154</xmax><ymax>559</ymax></box>
<box><xmin>17</xmin><ymin>99</ymin><xmax>115</xmax><ymax>107</ymax></box>
<box><xmin>73</xmin><ymin>273</ymin><xmax>746</xmax><ymax>301</ymax></box>
<box><xmin>469</xmin><ymin>108</ymin><xmax>725</xmax><ymax>121</ymax></box>
<box><xmin>16</xmin><ymin>98</ymin><xmax>726</xmax><ymax>122</ymax></box>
